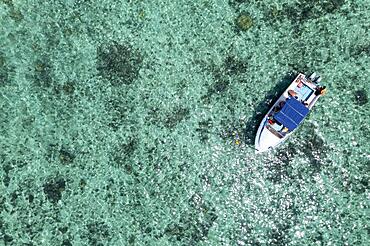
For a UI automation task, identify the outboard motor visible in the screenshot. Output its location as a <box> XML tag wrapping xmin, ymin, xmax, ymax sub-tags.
<box><xmin>309</xmin><ymin>72</ymin><xmax>317</xmax><ymax>81</ymax></box>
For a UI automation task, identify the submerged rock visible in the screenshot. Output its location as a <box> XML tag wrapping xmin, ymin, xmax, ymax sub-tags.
<box><xmin>354</xmin><ymin>89</ymin><xmax>368</xmax><ymax>106</ymax></box>
<box><xmin>43</xmin><ymin>178</ymin><xmax>66</xmax><ymax>204</ymax></box>
<box><xmin>59</xmin><ymin>148</ymin><xmax>75</xmax><ymax>164</ymax></box>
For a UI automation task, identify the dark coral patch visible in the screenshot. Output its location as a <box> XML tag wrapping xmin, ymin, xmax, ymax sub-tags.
<box><xmin>28</xmin><ymin>194</ymin><xmax>34</xmax><ymax>203</ymax></box>
<box><xmin>79</xmin><ymin>179</ymin><xmax>87</xmax><ymax>190</ymax></box>
<box><xmin>213</xmin><ymin>79</ymin><xmax>230</xmax><ymax>94</ymax></box>
<box><xmin>321</xmin><ymin>0</ymin><xmax>346</xmax><ymax>14</ymax></box>
<box><xmin>112</xmin><ymin>138</ymin><xmax>138</xmax><ymax>172</ymax></box>
<box><xmin>354</xmin><ymin>89</ymin><xmax>368</xmax><ymax>106</ymax></box>
<box><xmin>287</xmin><ymin>0</ymin><xmax>345</xmax><ymax>23</ymax></box>
<box><xmin>59</xmin><ymin>226</ymin><xmax>68</xmax><ymax>234</ymax></box>
<box><xmin>228</xmin><ymin>0</ymin><xmax>247</xmax><ymax>9</ymax></box>
<box><xmin>61</xmin><ymin>81</ymin><xmax>76</xmax><ymax>95</ymax></box>
<box><xmin>59</xmin><ymin>148</ymin><xmax>75</xmax><ymax>165</ymax></box>
<box><xmin>0</xmin><ymin>54</ymin><xmax>5</xmax><ymax>67</ymax></box>
<box><xmin>163</xmin><ymin>107</ymin><xmax>190</xmax><ymax>128</ymax></box>
<box><xmin>223</xmin><ymin>55</ymin><xmax>248</xmax><ymax>76</ymax></box>
<box><xmin>0</xmin><ymin>52</ymin><xmax>12</xmax><ymax>86</ymax></box>
<box><xmin>264</xmin><ymin>0</ymin><xmax>345</xmax><ymax>29</ymax></box>
<box><xmin>9</xmin><ymin>8</ymin><xmax>23</xmax><ymax>22</ymax></box>
<box><xmin>202</xmin><ymin>55</ymin><xmax>248</xmax><ymax>103</ymax></box>
<box><xmin>3</xmin><ymin>234</ymin><xmax>13</xmax><ymax>243</ymax></box>
<box><xmin>3</xmin><ymin>162</ymin><xmax>22</xmax><ymax>187</ymax></box>
<box><xmin>33</xmin><ymin>59</ymin><xmax>54</xmax><ymax>88</ymax></box>
<box><xmin>146</xmin><ymin>106</ymin><xmax>190</xmax><ymax>129</ymax></box>
<box><xmin>267</xmin><ymin>147</ymin><xmax>296</xmax><ymax>183</ymax></box>
<box><xmin>3</xmin><ymin>175</ymin><xmax>10</xmax><ymax>187</ymax></box>
<box><xmin>62</xmin><ymin>239</ymin><xmax>73</xmax><ymax>246</ymax></box>
<box><xmin>196</xmin><ymin>119</ymin><xmax>213</xmax><ymax>143</ymax></box>
<box><xmin>43</xmin><ymin>178</ymin><xmax>66</xmax><ymax>204</ymax></box>
<box><xmin>0</xmin><ymin>0</ymin><xmax>12</xmax><ymax>7</ymax></box>
<box><xmin>97</xmin><ymin>42</ymin><xmax>143</xmax><ymax>85</ymax></box>
<box><xmin>86</xmin><ymin>222</ymin><xmax>110</xmax><ymax>245</ymax></box>
<box><xmin>206</xmin><ymin>73</ymin><xmax>230</xmax><ymax>98</ymax></box>
<box><xmin>220</xmin><ymin>118</ymin><xmax>246</xmax><ymax>146</ymax></box>
<box><xmin>350</xmin><ymin>44</ymin><xmax>370</xmax><ymax>58</ymax></box>
<box><xmin>46</xmin><ymin>144</ymin><xmax>76</xmax><ymax>165</ymax></box>
<box><xmin>164</xmin><ymin>195</ymin><xmax>217</xmax><ymax>243</ymax></box>
<box><xmin>350</xmin><ymin>177</ymin><xmax>369</xmax><ymax>194</ymax></box>
<box><xmin>105</xmin><ymin>95</ymin><xmax>133</xmax><ymax>131</ymax></box>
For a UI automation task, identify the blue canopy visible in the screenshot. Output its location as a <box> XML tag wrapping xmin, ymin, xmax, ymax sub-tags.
<box><xmin>274</xmin><ymin>98</ymin><xmax>309</xmax><ymax>130</ymax></box>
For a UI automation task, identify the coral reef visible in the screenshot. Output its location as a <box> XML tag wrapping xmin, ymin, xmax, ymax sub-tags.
<box><xmin>0</xmin><ymin>0</ymin><xmax>368</xmax><ymax>245</ymax></box>
<box><xmin>146</xmin><ymin>106</ymin><xmax>190</xmax><ymax>129</ymax></box>
<box><xmin>228</xmin><ymin>0</ymin><xmax>247</xmax><ymax>9</ymax></box>
<box><xmin>235</xmin><ymin>13</ymin><xmax>253</xmax><ymax>31</ymax></box>
<box><xmin>96</xmin><ymin>42</ymin><xmax>143</xmax><ymax>85</ymax></box>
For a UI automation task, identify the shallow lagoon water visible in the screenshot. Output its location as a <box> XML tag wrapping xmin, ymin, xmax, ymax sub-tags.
<box><xmin>0</xmin><ymin>0</ymin><xmax>369</xmax><ymax>245</ymax></box>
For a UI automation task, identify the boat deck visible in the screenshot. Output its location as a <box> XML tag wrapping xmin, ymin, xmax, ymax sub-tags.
<box><xmin>255</xmin><ymin>72</ymin><xmax>323</xmax><ymax>153</ymax></box>
<box><xmin>273</xmin><ymin>74</ymin><xmax>319</xmax><ymax>111</ymax></box>
<box><xmin>264</xmin><ymin>73</ymin><xmax>319</xmax><ymax>134</ymax></box>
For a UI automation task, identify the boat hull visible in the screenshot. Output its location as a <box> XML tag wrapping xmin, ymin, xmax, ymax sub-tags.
<box><xmin>255</xmin><ymin>117</ymin><xmax>289</xmax><ymax>153</ymax></box>
<box><xmin>254</xmin><ymin>73</ymin><xmax>322</xmax><ymax>154</ymax></box>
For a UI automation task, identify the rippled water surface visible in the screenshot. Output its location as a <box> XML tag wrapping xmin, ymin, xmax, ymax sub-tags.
<box><xmin>0</xmin><ymin>0</ymin><xmax>369</xmax><ymax>245</ymax></box>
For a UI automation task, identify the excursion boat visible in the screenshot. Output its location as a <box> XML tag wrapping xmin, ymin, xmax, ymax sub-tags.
<box><xmin>255</xmin><ymin>72</ymin><xmax>326</xmax><ymax>153</ymax></box>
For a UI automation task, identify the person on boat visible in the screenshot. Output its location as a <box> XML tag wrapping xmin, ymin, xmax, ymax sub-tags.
<box><xmin>315</xmin><ymin>86</ymin><xmax>327</xmax><ymax>96</ymax></box>
<box><xmin>288</xmin><ymin>89</ymin><xmax>298</xmax><ymax>98</ymax></box>
<box><xmin>268</xmin><ymin>117</ymin><xmax>275</xmax><ymax>125</ymax></box>
<box><xmin>308</xmin><ymin>86</ymin><xmax>327</xmax><ymax>108</ymax></box>
<box><xmin>273</xmin><ymin>101</ymin><xmax>286</xmax><ymax>112</ymax></box>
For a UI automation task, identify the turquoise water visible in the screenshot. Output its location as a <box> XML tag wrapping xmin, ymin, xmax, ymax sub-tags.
<box><xmin>0</xmin><ymin>0</ymin><xmax>369</xmax><ymax>245</ymax></box>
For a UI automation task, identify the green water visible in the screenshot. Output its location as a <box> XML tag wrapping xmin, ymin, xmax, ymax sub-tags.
<box><xmin>0</xmin><ymin>0</ymin><xmax>369</xmax><ymax>245</ymax></box>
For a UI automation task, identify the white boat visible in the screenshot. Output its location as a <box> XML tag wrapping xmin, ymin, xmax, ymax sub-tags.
<box><xmin>255</xmin><ymin>73</ymin><xmax>325</xmax><ymax>153</ymax></box>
